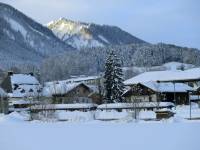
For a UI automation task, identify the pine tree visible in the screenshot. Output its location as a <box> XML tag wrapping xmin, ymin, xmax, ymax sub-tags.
<box><xmin>112</xmin><ymin>53</ymin><xmax>125</xmax><ymax>102</ymax></box>
<box><xmin>104</xmin><ymin>50</ymin><xmax>125</xmax><ymax>103</ymax></box>
<box><xmin>104</xmin><ymin>51</ymin><xmax>114</xmax><ymax>103</ymax></box>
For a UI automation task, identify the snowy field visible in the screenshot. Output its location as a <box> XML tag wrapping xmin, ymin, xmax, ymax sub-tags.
<box><xmin>0</xmin><ymin>111</ymin><xmax>200</xmax><ymax>150</ymax></box>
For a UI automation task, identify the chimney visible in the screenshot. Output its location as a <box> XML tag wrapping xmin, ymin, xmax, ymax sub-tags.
<box><xmin>8</xmin><ymin>71</ymin><xmax>13</xmax><ymax>76</ymax></box>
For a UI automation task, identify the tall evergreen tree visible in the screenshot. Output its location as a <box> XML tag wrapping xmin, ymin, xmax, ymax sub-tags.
<box><xmin>104</xmin><ymin>51</ymin><xmax>114</xmax><ymax>103</ymax></box>
<box><xmin>104</xmin><ymin>50</ymin><xmax>125</xmax><ymax>103</ymax></box>
<box><xmin>112</xmin><ymin>53</ymin><xmax>125</xmax><ymax>102</ymax></box>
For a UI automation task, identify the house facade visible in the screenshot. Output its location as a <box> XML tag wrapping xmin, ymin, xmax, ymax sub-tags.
<box><xmin>123</xmin><ymin>82</ymin><xmax>193</xmax><ymax>105</ymax></box>
<box><xmin>52</xmin><ymin>83</ymin><xmax>93</xmax><ymax>104</ymax></box>
<box><xmin>42</xmin><ymin>81</ymin><xmax>99</xmax><ymax>104</ymax></box>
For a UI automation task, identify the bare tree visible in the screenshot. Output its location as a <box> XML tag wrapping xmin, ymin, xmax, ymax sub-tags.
<box><xmin>38</xmin><ymin>100</ymin><xmax>56</xmax><ymax>122</ymax></box>
<box><xmin>97</xmin><ymin>75</ymin><xmax>104</xmax><ymax>104</ymax></box>
<box><xmin>52</xmin><ymin>81</ymin><xmax>59</xmax><ymax>104</ymax></box>
<box><xmin>27</xmin><ymin>93</ymin><xmax>34</xmax><ymax>121</ymax></box>
<box><xmin>131</xmin><ymin>95</ymin><xmax>140</xmax><ymax>121</ymax></box>
<box><xmin>130</xmin><ymin>85</ymin><xmax>143</xmax><ymax>121</ymax></box>
<box><xmin>155</xmin><ymin>82</ymin><xmax>161</xmax><ymax>110</ymax></box>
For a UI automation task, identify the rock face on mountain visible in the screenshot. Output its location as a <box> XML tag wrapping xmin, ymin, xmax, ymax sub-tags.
<box><xmin>47</xmin><ymin>18</ymin><xmax>147</xmax><ymax>49</ymax></box>
<box><xmin>0</xmin><ymin>3</ymin><xmax>74</xmax><ymax>69</ymax></box>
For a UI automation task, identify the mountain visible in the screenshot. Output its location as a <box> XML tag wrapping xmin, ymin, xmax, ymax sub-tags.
<box><xmin>40</xmin><ymin>43</ymin><xmax>200</xmax><ymax>81</ymax></box>
<box><xmin>0</xmin><ymin>3</ymin><xmax>74</xmax><ymax>69</ymax></box>
<box><xmin>47</xmin><ymin>18</ymin><xmax>147</xmax><ymax>49</ymax></box>
<box><xmin>1</xmin><ymin>3</ymin><xmax>200</xmax><ymax>82</ymax></box>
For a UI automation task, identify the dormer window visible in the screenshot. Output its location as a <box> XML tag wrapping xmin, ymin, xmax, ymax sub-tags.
<box><xmin>20</xmin><ymin>89</ymin><xmax>25</xmax><ymax>93</ymax></box>
<box><xmin>13</xmin><ymin>84</ymin><xmax>19</xmax><ymax>90</ymax></box>
<box><xmin>29</xmin><ymin>89</ymin><xmax>34</xmax><ymax>92</ymax></box>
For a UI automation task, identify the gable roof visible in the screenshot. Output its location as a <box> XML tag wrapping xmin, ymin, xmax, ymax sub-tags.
<box><xmin>124</xmin><ymin>68</ymin><xmax>200</xmax><ymax>85</ymax></box>
<box><xmin>141</xmin><ymin>82</ymin><xmax>193</xmax><ymax>93</ymax></box>
<box><xmin>42</xmin><ymin>82</ymin><xmax>91</xmax><ymax>97</ymax></box>
<box><xmin>8</xmin><ymin>84</ymin><xmax>41</xmax><ymax>98</ymax></box>
<box><xmin>10</xmin><ymin>74</ymin><xmax>39</xmax><ymax>85</ymax></box>
<box><xmin>6</xmin><ymin>74</ymin><xmax>41</xmax><ymax>98</ymax></box>
<box><xmin>65</xmin><ymin>76</ymin><xmax>100</xmax><ymax>83</ymax></box>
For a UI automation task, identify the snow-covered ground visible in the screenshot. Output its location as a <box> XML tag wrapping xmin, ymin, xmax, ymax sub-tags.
<box><xmin>1</xmin><ymin>103</ymin><xmax>200</xmax><ymax>150</ymax></box>
<box><xmin>56</xmin><ymin>110</ymin><xmax>95</xmax><ymax>121</ymax></box>
<box><xmin>175</xmin><ymin>103</ymin><xmax>200</xmax><ymax>119</ymax></box>
<box><xmin>0</xmin><ymin>111</ymin><xmax>200</xmax><ymax>150</ymax></box>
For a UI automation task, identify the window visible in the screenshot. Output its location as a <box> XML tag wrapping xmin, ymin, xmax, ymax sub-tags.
<box><xmin>20</xmin><ymin>89</ymin><xmax>25</xmax><ymax>93</ymax></box>
<box><xmin>149</xmin><ymin>96</ymin><xmax>152</xmax><ymax>102</ymax></box>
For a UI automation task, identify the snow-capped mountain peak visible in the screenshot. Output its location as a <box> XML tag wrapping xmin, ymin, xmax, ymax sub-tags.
<box><xmin>47</xmin><ymin>18</ymin><xmax>147</xmax><ymax>49</ymax></box>
<box><xmin>47</xmin><ymin>18</ymin><xmax>102</xmax><ymax>49</ymax></box>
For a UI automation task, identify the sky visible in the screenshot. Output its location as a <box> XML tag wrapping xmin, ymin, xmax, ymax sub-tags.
<box><xmin>0</xmin><ymin>0</ymin><xmax>200</xmax><ymax>48</ymax></box>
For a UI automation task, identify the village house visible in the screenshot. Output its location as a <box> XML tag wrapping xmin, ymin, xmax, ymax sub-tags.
<box><xmin>124</xmin><ymin>68</ymin><xmax>200</xmax><ymax>88</ymax></box>
<box><xmin>0</xmin><ymin>72</ymin><xmax>42</xmax><ymax>103</ymax></box>
<box><xmin>65</xmin><ymin>75</ymin><xmax>102</xmax><ymax>85</ymax></box>
<box><xmin>123</xmin><ymin>81</ymin><xmax>193</xmax><ymax>105</ymax></box>
<box><xmin>42</xmin><ymin>81</ymin><xmax>101</xmax><ymax>104</ymax></box>
<box><xmin>124</xmin><ymin>68</ymin><xmax>200</xmax><ymax>103</ymax></box>
<box><xmin>65</xmin><ymin>76</ymin><xmax>104</xmax><ymax>96</ymax></box>
<box><xmin>123</xmin><ymin>68</ymin><xmax>200</xmax><ymax>105</ymax></box>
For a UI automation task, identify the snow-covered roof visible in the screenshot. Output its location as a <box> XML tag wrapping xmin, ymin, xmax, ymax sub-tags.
<box><xmin>124</xmin><ymin>67</ymin><xmax>200</xmax><ymax>85</ymax></box>
<box><xmin>32</xmin><ymin>103</ymin><xmax>98</xmax><ymax>110</ymax></box>
<box><xmin>87</xmin><ymin>85</ymin><xmax>99</xmax><ymax>93</ymax></box>
<box><xmin>9</xmin><ymin>74</ymin><xmax>41</xmax><ymax>98</ymax></box>
<box><xmin>97</xmin><ymin>102</ymin><xmax>174</xmax><ymax>109</ymax></box>
<box><xmin>141</xmin><ymin>82</ymin><xmax>193</xmax><ymax>93</ymax></box>
<box><xmin>45</xmin><ymin>76</ymin><xmax>99</xmax><ymax>85</ymax></box>
<box><xmin>9</xmin><ymin>84</ymin><xmax>41</xmax><ymax>98</ymax></box>
<box><xmin>10</xmin><ymin>74</ymin><xmax>39</xmax><ymax>85</ymax></box>
<box><xmin>10</xmin><ymin>100</ymin><xmax>31</xmax><ymax>105</ymax></box>
<box><xmin>43</xmin><ymin>82</ymin><xmax>91</xmax><ymax>97</ymax></box>
<box><xmin>64</xmin><ymin>76</ymin><xmax>100</xmax><ymax>83</ymax></box>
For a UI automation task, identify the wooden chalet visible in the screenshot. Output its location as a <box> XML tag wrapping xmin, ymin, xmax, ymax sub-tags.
<box><xmin>42</xmin><ymin>82</ymin><xmax>99</xmax><ymax>104</ymax></box>
<box><xmin>123</xmin><ymin>81</ymin><xmax>193</xmax><ymax>105</ymax></box>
